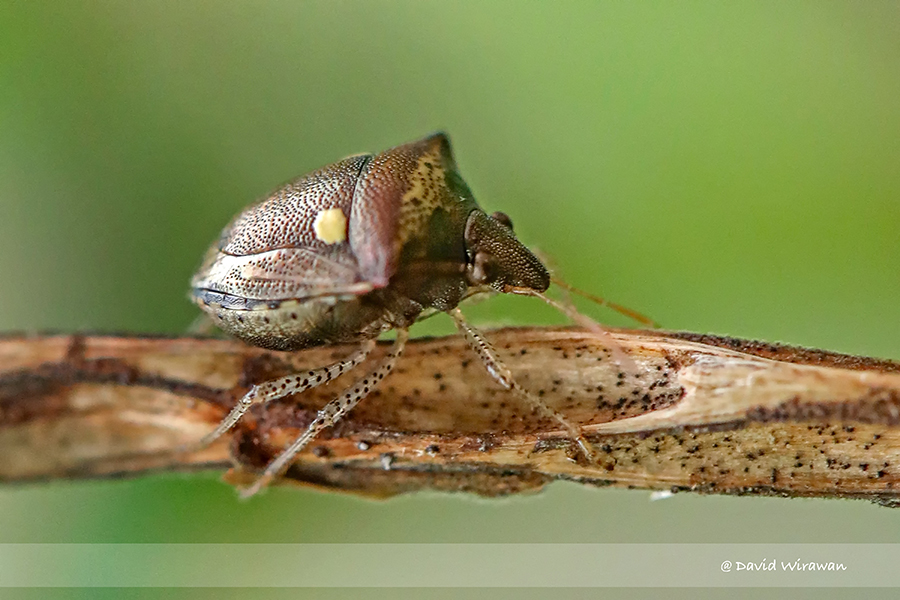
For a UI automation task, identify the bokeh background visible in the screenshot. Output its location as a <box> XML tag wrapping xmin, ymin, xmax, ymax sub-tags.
<box><xmin>1</xmin><ymin>0</ymin><xmax>899</xmax><ymax>593</ymax></box>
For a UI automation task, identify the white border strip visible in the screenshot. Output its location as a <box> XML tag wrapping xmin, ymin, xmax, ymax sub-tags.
<box><xmin>0</xmin><ymin>544</ymin><xmax>893</xmax><ymax>587</ymax></box>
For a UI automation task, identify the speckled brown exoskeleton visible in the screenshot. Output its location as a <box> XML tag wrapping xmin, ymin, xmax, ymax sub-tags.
<box><xmin>190</xmin><ymin>133</ymin><xmax>606</xmax><ymax>496</ymax></box>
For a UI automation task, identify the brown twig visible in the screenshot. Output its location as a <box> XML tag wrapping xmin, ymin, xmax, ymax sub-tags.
<box><xmin>1</xmin><ymin>328</ymin><xmax>898</xmax><ymax>505</ymax></box>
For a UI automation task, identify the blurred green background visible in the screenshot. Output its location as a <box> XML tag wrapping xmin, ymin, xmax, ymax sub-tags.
<box><xmin>1</xmin><ymin>0</ymin><xmax>899</xmax><ymax>567</ymax></box>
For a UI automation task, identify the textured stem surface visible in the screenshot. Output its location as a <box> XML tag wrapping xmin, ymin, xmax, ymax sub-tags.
<box><xmin>1</xmin><ymin>328</ymin><xmax>898</xmax><ymax>505</ymax></box>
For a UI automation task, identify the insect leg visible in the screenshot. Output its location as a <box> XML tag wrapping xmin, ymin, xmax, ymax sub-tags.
<box><xmin>531</xmin><ymin>248</ymin><xmax>657</xmax><ymax>327</ymax></box>
<box><xmin>187</xmin><ymin>313</ymin><xmax>221</xmax><ymax>336</ymax></box>
<box><xmin>448</xmin><ymin>308</ymin><xmax>598</xmax><ymax>463</ymax></box>
<box><xmin>240</xmin><ymin>329</ymin><xmax>409</xmax><ymax>498</ymax></box>
<box><xmin>189</xmin><ymin>340</ymin><xmax>376</xmax><ymax>452</ymax></box>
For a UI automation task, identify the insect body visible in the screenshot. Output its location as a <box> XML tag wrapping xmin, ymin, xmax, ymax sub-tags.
<box><xmin>190</xmin><ymin>133</ymin><xmax>593</xmax><ymax>496</ymax></box>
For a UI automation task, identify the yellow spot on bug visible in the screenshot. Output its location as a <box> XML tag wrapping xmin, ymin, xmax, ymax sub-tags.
<box><xmin>313</xmin><ymin>208</ymin><xmax>348</xmax><ymax>244</ymax></box>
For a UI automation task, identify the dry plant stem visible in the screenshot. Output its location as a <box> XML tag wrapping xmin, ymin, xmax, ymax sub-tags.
<box><xmin>1</xmin><ymin>328</ymin><xmax>899</xmax><ymax>505</ymax></box>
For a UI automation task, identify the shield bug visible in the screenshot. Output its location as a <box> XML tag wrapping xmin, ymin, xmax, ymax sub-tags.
<box><xmin>190</xmin><ymin>133</ymin><xmax>606</xmax><ymax>496</ymax></box>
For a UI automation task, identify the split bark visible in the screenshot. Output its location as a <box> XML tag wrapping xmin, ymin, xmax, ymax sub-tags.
<box><xmin>1</xmin><ymin>328</ymin><xmax>898</xmax><ymax>505</ymax></box>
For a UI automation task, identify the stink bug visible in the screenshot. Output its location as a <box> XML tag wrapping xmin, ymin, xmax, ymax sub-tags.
<box><xmin>190</xmin><ymin>133</ymin><xmax>607</xmax><ymax>496</ymax></box>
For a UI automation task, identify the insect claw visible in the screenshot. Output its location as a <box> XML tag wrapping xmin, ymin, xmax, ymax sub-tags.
<box><xmin>239</xmin><ymin>475</ymin><xmax>272</xmax><ymax>499</ymax></box>
<box><xmin>574</xmin><ymin>435</ymin><xmax>598</xmax><ymax>465</ymax></box>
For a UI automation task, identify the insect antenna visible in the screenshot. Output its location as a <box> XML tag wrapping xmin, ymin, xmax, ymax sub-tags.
<box><xmin>550</xmin><ymin>277</ymin><xmax>659</xmax><ymax>328</ymax></box>
<box><xmin>522</xmin><ymin>289</ymin><xmax>639</xmax><ymax>375</ymax></box>
<box><xmin>530</xmin><ymin>248</ymin><xmax>657</xmax><ymax>328</ymax></box>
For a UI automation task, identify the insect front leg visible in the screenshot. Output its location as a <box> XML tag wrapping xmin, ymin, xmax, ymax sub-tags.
<box><xmin>240</xmin><ymin>329</ymin><xmax>409</xmax><ymax>498</ymax></box>
<box><xmin>448</xmin><ymin>308</ymin><xmax>598</xmax><ymax>464</ymax></box>
<box><xmin>187</xmin><ymin>313</ymin><xmax>223</xmax><ymax>336</ymax></box>
<box><xmin>187</xmin><ymin>340</ymin><xmax>376</xmax><ymax>452</ymax></box>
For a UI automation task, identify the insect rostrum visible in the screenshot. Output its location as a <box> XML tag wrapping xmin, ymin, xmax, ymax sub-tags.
<box><xmin>189</xmin><ymin>133</ymin><xmax>589</xmax><ymax>496</ymax></box>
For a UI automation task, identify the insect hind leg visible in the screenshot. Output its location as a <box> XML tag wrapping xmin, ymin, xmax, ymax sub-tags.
<box><xmin>240</xmin><ymin>329</ymin><xmax>409</xmax><ymax>498</ymax></box>
<box><xmin>448</xmin><ymin>308</ymin><xmax>597</xmax><ymax>464</ymax></box>
<box><xmin>184</xmin><ymin>339</ymin><xmax>376</xmax><ymax>454</ymax></box>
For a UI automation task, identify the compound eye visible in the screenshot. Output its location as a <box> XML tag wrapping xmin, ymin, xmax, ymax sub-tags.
<box><xmin>490</xmin><ymin>211</ymin><xmax>513</xmax><ymax>230</ymax></box>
